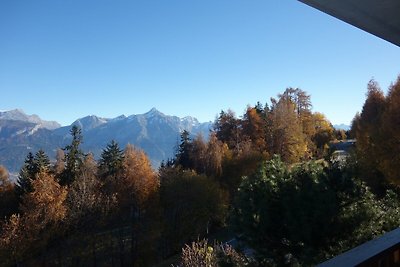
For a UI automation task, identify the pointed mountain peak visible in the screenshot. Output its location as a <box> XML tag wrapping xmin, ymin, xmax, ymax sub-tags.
<box><xmin>144</xmin><ymin>107</ymin><xmax>165</xmax><ymax>117</ymax></box>
<box><xmin>113</xmin><ymin>114</ymin><xmax>127</xmax><ymax>120</ymax></box>
<box><xmin>72</xmin><ymin>115</ymin><xmax>108</xmax><ymax>131</ymax></box>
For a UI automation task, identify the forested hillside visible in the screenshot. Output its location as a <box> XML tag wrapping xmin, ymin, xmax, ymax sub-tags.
<box><xmin>1</xmin><ymin>79</ymin><xmax>400</xmax><ymax>266</ymax></box>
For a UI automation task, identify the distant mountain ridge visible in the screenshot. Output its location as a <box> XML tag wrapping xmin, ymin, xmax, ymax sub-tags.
<box><xmin>333</xmin><ymin>124</ymin><xmax>350</xmax><ymax>131</ymax></box>
<box><xmin>0</xmin><ymin>109</ymin><xmax>61</xmax><ymax>130</ymax></box>
<box><xmin>0</xmin><ymin>108</ymin><xmax>212</xmax><ymax>173</ymax></box>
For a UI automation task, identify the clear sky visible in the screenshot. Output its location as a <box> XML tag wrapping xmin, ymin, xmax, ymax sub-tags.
<box><xmin>1</xmin><ymin>0</ymin><xmax>399</xmax><ymax>126</ymax></box>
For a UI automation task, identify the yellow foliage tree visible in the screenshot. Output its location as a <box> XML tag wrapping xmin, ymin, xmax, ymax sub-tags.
<box><xmin>271</xmin><ymin>96</ymin><xmax>307</xmax><ymax>163</ymax></box>
<box><xmin>1</xmin><ymin>171</ymin><xmax>67</xmax><ymax>264</ymax></box>
<box><xmin>120</xmin><ymin>144</ymin><xmax>159</xmax><ymax>215</ymax></box>
<box><xmin>380</xmin><ymin>76</ymin><xmax>400</xmax><ymax>185</ymax></box>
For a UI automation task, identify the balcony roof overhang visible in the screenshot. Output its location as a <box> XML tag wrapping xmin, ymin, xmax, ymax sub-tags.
<box><xmin>298</xmin><ymin>0</ymin><xmax>400</xmax><ymax>47</ymax></box>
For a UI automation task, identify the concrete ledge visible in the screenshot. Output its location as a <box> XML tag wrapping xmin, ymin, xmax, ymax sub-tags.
<box><xmin>318</xmin><ymin>228</ymin><xmax>400</xmax><ymax>267</ymax></box>
<box><xmin>298</xmin><ymin>0</ymin><xmax>400</xmax><ymax>47</ymax></box>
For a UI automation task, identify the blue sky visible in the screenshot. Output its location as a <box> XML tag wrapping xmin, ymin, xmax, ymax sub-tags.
<box><xmin>1</xmin><ymin>0</ymin><xmax>399</xmax><ymax>126</ymax></box>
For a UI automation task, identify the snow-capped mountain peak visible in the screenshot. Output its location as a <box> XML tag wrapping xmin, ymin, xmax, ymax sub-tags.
<box><xmin>0</xmin><ymin>109</ymin><xmax>60</xmax><ymax>130</ymax></box>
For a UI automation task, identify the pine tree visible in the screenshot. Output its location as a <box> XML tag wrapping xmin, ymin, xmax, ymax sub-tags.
<box><xmin>60</xmin><ymin>125</ymin><xmax>84</xmax><ymax>185</ymax></box>
<box><xmin>99</xmin><ymin>140</ymin><xmax>125</xmax><ymax>179</ymax></box>
<box><xmin>16</xmin><ymin>152</ymin><xmax>36</xmax><ymax>197</ymax></box>
<box><xmin>16</xmin><ymin>150</ymin><xmax>52</xmax><ymax>199</ymax></box>
<box><xmin>175</xmin><ymin>130</ymin><xmax>193</xmax><ymax>169</ymax></box>
<box><xmin>214</xmin><ymin>109</ymin><xmax>242</xmax><ymax>151</ymax></box>
<box><xmin>33</xmin><ymin>149</ymin><xmax>50</xmax><ymax>173</ymax></box>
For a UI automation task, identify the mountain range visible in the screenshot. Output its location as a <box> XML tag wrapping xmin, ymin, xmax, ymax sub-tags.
<box><xmin>0</xmin><ymin>109</ymin><xmax>212</xmax><ymax>174</ymax></box>
<box><xmin>333</xmin><ymin>124</ymin><xmax>351</xmax><ymax>131</ymax></box>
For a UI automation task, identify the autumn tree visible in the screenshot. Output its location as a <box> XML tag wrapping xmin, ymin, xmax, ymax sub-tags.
<box><xmin>1</xmin><ymin>171</ymin><xmax>68</xmax><ymax>264</ymax></box>
<box><xmin>189</xmin><ymin>133</ymin><xmax>225</xmax><ymax>178</ymax></box>
<box><xmin>119</xmin><ymin>144</ymin><xmax>160</xmax><ymax>266</ymax></box>
<box><xmin>20</xmin><ymin>171</ymin><xmax>67</xmax><ymax>234</ymax></box>
<box><xmin>190</xmin><ymin>134</ymin><xmax>208</xmax><ymax>174</ymax></box>
<box><xmin>380</xmin><ymin>76</ymin><xmax>400</xmax><ymax>185</ymax></box>
<box><xmin>53</xmin><ymin>149</ymin><xmax>65</xmax><ymax>176</ymax></box>
<box><xmin>352</xmin><ymin>80</ymin><xmax>386</xmax><ymax>189</ymax></box>
<box><xmin>0</xmin><ymin>165</ymin><xmax>17</xmax><ymax>219</ymax></box>
<box><xmin>118</xmin><ymin>144</ymin><xmax>158</xmax><ymax>215</ymax></box>
<box><xmin>242</xmin><ymin>107</ymin><xmax>268</xmax><ymax>154</ymax></box>
<box><xmin>311</xmin><ymin>112</ymin><xmax>334</xmax><ymax>157</ymax></box>
<box><xmin>67</xmin><ymin>153</ymin><xmax>115</xmax><ymax>229</ymax></box>
<box><xmin>270</xmin><ymin>94</ymin><xmax>307</xmax><ymax>163</ymax></box>
<box><xmin>160</xmin><ymin>168</ymin><xmax>228</xmax><ymax>257</ymax></box>
<box><xmin>334</xmin><ymin>129</ymin><xmax>347</xmax><ymax>140</ymax></box>
<box><xmin>204</xmin><ymin>132</ymin><xmax>225</xmax><ymax>177</ymax></box>
<box><xmin>0</xmin><ymin>214</ymin><xmax>25</xmax><ymax>265</ymax></box>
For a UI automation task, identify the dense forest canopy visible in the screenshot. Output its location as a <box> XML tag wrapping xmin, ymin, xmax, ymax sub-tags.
<box><xmin>1</xmin><ymin>78</ymin><xmax>400</xmax><ymax>266</ymax></box>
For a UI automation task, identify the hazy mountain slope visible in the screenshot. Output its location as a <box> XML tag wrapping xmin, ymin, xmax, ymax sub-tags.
<box><xmin>0</xmin><ymin>120</ymin><xmax>63</xmax><ymax>172</ymax></box>
<box><xmin>0</xmin><ymin>109</ymin><xmax>60</xmax><ymax>130</ymax></box>
<box><xmin>333</xmin><ymin>124</ymin><xmax>350</xmax><ymax>131</ymax></box>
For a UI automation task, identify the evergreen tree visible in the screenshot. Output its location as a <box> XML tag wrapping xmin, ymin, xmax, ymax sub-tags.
<box><xmin>16</xmin><ymin>152</ymin><xmax>36</xmax><ymax>197</ymax></box>
<box><xmin>233</xmin><ymin>157</ymin><xmax>399</xmax><ymax>265</ymax></box>
<box><xmin>99</xmin><ymin>140</ymin><xmax>125</xmax><ymax>178</ymax></box>
<box><xmin>33</xmin><ymin>149</ymin><xmax>51</xmax><ymax>173</ymax></box>
<box><xmin>16</xmin><ymin>150</ymin><xmax>51</xmax><ymax>199</ymax></box>
<box><xmin>60</xmin><ymin>125</ymin><xmax>84</xmax><ymax>185</ymax></box>
<box><xmin>175</xmin><ymin>130</ymin><xmax>193</xmax><ymax>169</ymax></box>
<box><xmin>214</xmin><ymin>109</ymin><xmax>242</xmax><ymax>152</ymax></box>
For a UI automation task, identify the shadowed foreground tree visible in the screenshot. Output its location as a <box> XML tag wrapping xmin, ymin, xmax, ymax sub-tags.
<box><xmin>233</xmin><ymin>156</ymin><xmax>400</xmax><ymax>265</ymax></box>
<box><xmin>351</xmin><ymin>76</ymin><xmax>400</xmax><ymax>189</ymax></box>
<box><xmin>380</xmin><ymin>76</ymin><xmax>400</xmax><ymax>185</ymax></box>
<box><xmin>160</xmin><ymin>167</ymin><xmax>228</xmax><ymax>257</ymax></box>
<box><xmin>0</xmin><ymin>165</ymin><xmax>17</xmax><ymax>219</ymax></box>
<box><xmin>175</xmin><ymin>130</ymin><xmax>194</xmax><ymax>170</ymax></box>
<box><xmin>352</xmin><ymin>80</ymin><xmax>386</xmax><ymax>190</ymax></box>
<box><xmin>1</xmin><ymin>171</ymin><xmax>67</xmax><ymax>265</ymax></box>
<box><xmin>214</xmin><ymin>109</ymin><xmax>242</xmax><ymax>152</ymax></box>
<box><xmin>119</xmin><ymin>144</ymin><xmax>160</xmax><ymax>266</ymax></box>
